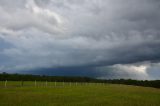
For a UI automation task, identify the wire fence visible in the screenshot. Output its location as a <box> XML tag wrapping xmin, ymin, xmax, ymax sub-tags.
<box><xmin>0</xmin><ymin>80</ymin><xmax>107</xmax><ymax>88</ymax></box>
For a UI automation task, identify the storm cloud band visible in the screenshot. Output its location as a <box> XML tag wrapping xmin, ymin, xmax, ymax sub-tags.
<box><xmin>0</xmin><ymin>0</ymin><xmax>160</xmax><ymax>80</ymax></box>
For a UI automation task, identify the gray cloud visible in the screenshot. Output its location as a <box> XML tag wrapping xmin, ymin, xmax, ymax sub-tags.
<box><xmin>95</xmin><ymin>62</ymin><xmax>160</xmax><ymax>80</ymax></box>
<box><xmin>0</xmin><ymin>0</ymin><xmax>160</xmax><ymax>79</ymax></box>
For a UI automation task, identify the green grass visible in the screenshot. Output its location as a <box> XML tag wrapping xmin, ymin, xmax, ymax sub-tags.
<box><xmin>0</xmin><ymin>81</ymin><xmax>160</xmax><ymax>106</ymax></box>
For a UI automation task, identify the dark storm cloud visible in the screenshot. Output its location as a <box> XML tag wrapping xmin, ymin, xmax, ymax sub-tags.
<box><xmin>0</xmin><ymin>0</ymin><xmax>160</xmax><ymax>79</ymax></box>
<box><xmin>101</xmin><ymin>41</ymin><xmax>160</xmax><ymax>66</ymax></box>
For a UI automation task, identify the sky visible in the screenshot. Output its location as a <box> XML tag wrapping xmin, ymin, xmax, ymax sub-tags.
<box><xmin>0</xmin><ymin>0</ymin><xmax>160</xmax><ymax>80</ymax></box>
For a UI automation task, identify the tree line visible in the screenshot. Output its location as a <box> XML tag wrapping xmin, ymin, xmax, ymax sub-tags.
<box><xmin>0</xmin><ymin>72</ymin><xmax>160</xmax><ymax>88</ymax></box>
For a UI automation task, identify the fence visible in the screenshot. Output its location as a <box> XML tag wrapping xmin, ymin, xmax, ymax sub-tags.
<box><xmin>0</xmin><ymin>80</ymin><xmax>106</xmax><ymax>88</ymax></box>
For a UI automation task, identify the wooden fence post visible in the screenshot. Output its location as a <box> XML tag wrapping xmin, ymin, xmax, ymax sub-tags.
<box><xmin>63</xmin><ymin>81</ymin><xmax>64</xmax><ymax>86</ymax></box>
<box><xmin>21</xmin><ymin>80</ymin><xmax>24</xmax><ymax>87</ymax></box>
<box><xmin>55</xmin><ymin>81</ymin><xmax>56</xmax><ymax>86</ymax></box>
<box><xmin>35</xmin><ymin>80</ymin><xmax>37</xmax><ymax>87</ymax></box>
<box><xmin>46</xmin><ymin>81</ymin><xmax>47</xmax><ymax>87</ymax></box>
<box><xmin>5</xmin><ymin>80</ymin><xmax>7</xmax><ymax>88</ymax></box>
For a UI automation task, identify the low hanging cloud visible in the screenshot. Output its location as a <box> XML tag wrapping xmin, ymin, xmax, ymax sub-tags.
<box><xmin>95</xmin><ymin>63</ymin><xmax>149</xmax><ymax>80</ymax></box>
<box><xmin>0</xmin><ymin>0</ymin><xmax>160</xmax><ymax>80</ymax></box>
<box><xmin>95</xmin><ymin>62</ymin><xmax>160</xmax><ymax>80</ymax></box>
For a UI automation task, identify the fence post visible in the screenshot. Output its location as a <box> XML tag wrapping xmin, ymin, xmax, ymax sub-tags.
<box><xmin>5</xmin><ymin>80</ymin><xmax>7</xmax><ymax>88</ymax></box>
<box><xmin>46</xmin><ymin>81</ymin><xmax>47</xmax><ymax>87</ymax></box>
<box><xmin>21</xmin><ymin>80</ymin><xmax>24</xmax><ymax>87</ymax></box>
<box><xmin>55</xmin><ymin>81</ymin><xmax>56</xmax><ymax>87</ymax></box>
<box><xmin>63</xmin><ymin>81</ymin><xmax>64</xmax><ymax>86</ymax></box>
<box><xmin>35</xmin><ymin>80</ymin><xmax>37</xmax><ymax>87</ymax></box>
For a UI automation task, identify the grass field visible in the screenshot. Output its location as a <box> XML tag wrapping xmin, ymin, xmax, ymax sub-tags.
<box><xmin>0</xmin><ymin>81</ymin><xmax>160</xmax><ymax>106</ymax></box>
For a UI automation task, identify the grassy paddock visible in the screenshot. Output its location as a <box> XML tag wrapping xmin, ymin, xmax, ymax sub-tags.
<box><xmin>0</xmin><ymin>81</ymin><xmax>160</xmax><ymax>106</ymax></box>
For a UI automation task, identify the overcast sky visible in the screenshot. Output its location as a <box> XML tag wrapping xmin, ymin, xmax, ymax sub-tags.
<box><xmin>0</xmin><ymin>0</ymin><xmax>160</xmax><ymax>80</ymax></box>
